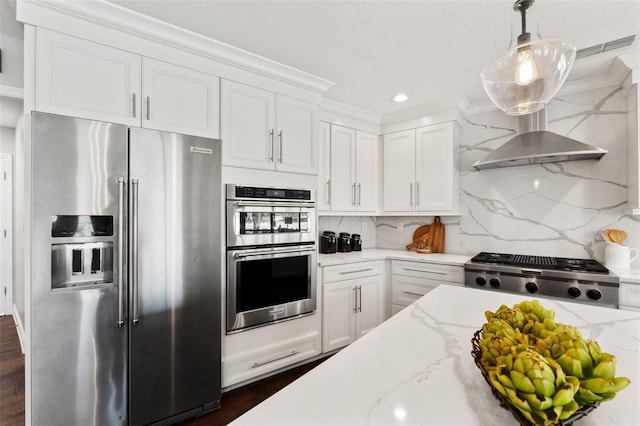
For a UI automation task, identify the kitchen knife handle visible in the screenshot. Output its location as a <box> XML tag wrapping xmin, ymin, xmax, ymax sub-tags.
<box><xmin>117</xmin><ymin>177</ymin><xmax>125</xmax><ymax>327</ymax></box>
<box><xmin>269</xmin><ymin>129</ymin><xmax>274</xmax><ymax>162</ymax></box>
<box><xmin>131</xmin><ymin>179</ymin><xmax>140</xmax><ymax>326</ymax></box>
<box><xmin>416</xmin><ymin>181</ymin><xmax>420</xmax><ymax>206</ymax></box>
<box><xmin>278</xmin><ymin>130</ymin><xmax>283</xmax><ymax>163</ymax></box>
<box><xmin>146</xmin><ymin>96</ymin><xmax>150</xmax><ymax>120</ymax></box>
<box><xmin>132</xmin><ymin>93</ymin><xmax>136</xmax><ymax>118</ymax></box>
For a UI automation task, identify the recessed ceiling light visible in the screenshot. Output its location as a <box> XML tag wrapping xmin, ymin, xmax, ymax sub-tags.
<box><xmin>392</xmin><ymin>94</ymin><xmax>408</xmax><ymax>103</ymax></box>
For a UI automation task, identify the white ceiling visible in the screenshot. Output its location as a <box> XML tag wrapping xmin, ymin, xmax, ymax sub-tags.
<box><xmin>107</xmin><ymin>0</ymin><xmax>640</xmax><ymax>116</ymax></box>
<box><xmin>3</xmin><ymin>1</ymin><xmax>640</xmax><ymax>117</ymax></box>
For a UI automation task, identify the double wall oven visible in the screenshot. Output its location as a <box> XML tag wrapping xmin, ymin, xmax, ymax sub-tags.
<box><xmin>226</xmin><ymin>185</ymin><xmax>317</xmax><ymax>333</ymax></box>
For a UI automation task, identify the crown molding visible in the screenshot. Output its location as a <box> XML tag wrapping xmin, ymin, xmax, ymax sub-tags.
<box><xmin>17</xmin><ymin>0</ymin><xmax>335</xmax><ymax>95</ymax></box>
<box><xmin>320</xmin><ymin>99</ymin><xmax>381</xmax><ymax>134</ymax></box>
<box><xmin>380</xmin><ymin>96</ymin><xmax>467</xmax><ymax>132</ymax></box>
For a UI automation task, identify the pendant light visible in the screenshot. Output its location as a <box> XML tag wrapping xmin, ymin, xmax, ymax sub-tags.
<box><xmin>481</xmin><ymin>0</ymin><xmax>576</xmax><ymax>115</ymax></box>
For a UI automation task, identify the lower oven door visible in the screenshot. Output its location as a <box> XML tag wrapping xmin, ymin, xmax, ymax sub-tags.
<box><xmin>227</xmin><ymin>244</ymin><xmax>317</xmax><ymax>333</ymax></box>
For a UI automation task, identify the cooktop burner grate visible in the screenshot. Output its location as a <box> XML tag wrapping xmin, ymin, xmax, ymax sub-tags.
<box><xmin>469</xmin><ymin>252</ymin><xmax>610</xmax><ymax>273</ymax></box>
<box><xmin>509</xmin><ymin>254</ymin><xmax>556</xmax><ymax>266</ymax></box>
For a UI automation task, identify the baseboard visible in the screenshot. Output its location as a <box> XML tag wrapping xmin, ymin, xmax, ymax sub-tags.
<box><xmin>12</xmin><ymin>303</ymin><xmax>26</xmax><ymax>354</ymax></box>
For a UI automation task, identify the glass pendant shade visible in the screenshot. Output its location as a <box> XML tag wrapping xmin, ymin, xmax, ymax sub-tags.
<box><xmin>481</xmin><ymin>39</ymin><xmax>576</xmax><ymax>115</ymax></box>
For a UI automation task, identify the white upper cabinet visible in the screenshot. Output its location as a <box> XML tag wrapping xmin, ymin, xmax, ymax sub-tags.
<box><xmin>221</xmin><ymin>79</ymin><xmax>318</xmax><ymax>175</ymax></box>
<box><xmin>325</xmin><ymin>124</ymin><xmax>378</xmax><ymax>213</ymax></box>
<box><xmin>383</xmin><ymin>129</ymin><xmax>416</xmax><ymax>212</ymax></box>
<box><xmin>37</xmin><ymin>28</ymin><xmax>141</xmax><ymax>126</ymax></box>
<box><xmin>330</xmin><ymin>125</ymin><xmax>357</xmax><ymax>211</ymax></box>
<box><xmin>141</xmin><ymin>58</ymin><xmax>220</xmax><ymax>138</ymax></box>
<box><xmin>383</xmin><ymin>122</ymin><xmax>459</xmax><ymax>214</ymax></box>
<box><xmin>36</xmin><ymin>28</ymin><xmax>220</xmax><ymax>138</ymax></box>
<box><xmin>318</xmin><ymin>121</ymin><xmax>331</xmax><ymax>211</ymax></box>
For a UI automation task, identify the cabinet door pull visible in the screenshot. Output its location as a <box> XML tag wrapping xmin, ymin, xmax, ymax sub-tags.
<box><xmin>409</xmin><ymin>182</ymin><xmax>413</xmax><ymax>206</ymax></box>
<box><xmin>269</xmin><ymin>129</ymin><xmax>274</xmax><ymax>162</ymax></box>
<box><xmin>403</xmin><ymin>268</ymin><xmax>447</xmax><ymax>275</ymax></box>
<box><xmin>251</xmin><ymin>350</ymin><xmax>299</xmax><ymax>369</ymax></box>
<box><xmin>146</xmin><ymin>96</ymin><xmax>150</xmax><ymax>120</ymax></box>
<box><xmin>416</xmin><ymin>182</ymin><xmax>420</xmax><ymax>207</ymax></box>
<box><xmin>339</xmin><ymin>268</ymin><xmax>373</xmax><ymax>275</ymax></box>
<box><xmin>358</xmin><ymin>285</ymin><xmax>362</xmax><ymax>312</ymax></box>
<box><xmin>326</xmin><ymin>180</ymin><xmax>331</xmax><ymax>205</ymax></box>
<box><xmin>357</xmin><ymin>183</ymin><xmax>361</xmax><ymax>206</ymax></box>
<box><xmin>132</xmin><ymin>93</ymin><xmax>137</xmax><ymax>118</ymax></box>
<box><xmin>353</xmin><ymin>286</ymin><xmax>358</xmax><ymax>313</ymax></box>
<box><xmin>278</xmin><ymin>130</ymin><xmax>283</xmax><ymax>163</ymax></box>
<box><xmin>402</xmin><ymin>290</ymin><xmax>425</xmax><ymax>297</ymax></box>
<box><xmin>352</xmin><ymin>183</ymin><xmax>356</xmax><ymax>206</ymax></box>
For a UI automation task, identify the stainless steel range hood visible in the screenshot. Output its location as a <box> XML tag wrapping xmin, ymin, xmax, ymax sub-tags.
<box><xmin>472</xmin><ymin>109</ymin><xmax>607</xmax><ymax>170</ymax></box>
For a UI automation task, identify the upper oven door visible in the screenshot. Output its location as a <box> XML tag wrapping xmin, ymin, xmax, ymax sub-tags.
<box><xmin>226</xmin><ymin>200</ymin><xmax>316</xmax><ymax>247</ymax></box>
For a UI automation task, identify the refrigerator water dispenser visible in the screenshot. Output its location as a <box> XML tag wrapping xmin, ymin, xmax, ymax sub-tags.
<box><xmin>51</xmin><ymin>242</ymin><xmax>113</xmax><ymax>289</ymax></box>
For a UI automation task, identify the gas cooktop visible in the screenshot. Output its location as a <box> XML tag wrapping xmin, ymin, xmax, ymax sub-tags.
<box><xmin>464</xmin><ymin>252</ymin><xmax>620</xmax><ymax>308</ymax></box>
<box><xmin>469</xmin><ymin>252</ymin><xmax>609</xmax><ymax>274</ymax></box>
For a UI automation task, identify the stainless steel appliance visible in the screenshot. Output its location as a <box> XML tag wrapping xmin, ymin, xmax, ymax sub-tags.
<box><xmin>464</xmin><ymin>252</ymin><xmax>620</xmax><ymax>308</ymax></box>
<box><xmin>30</xmin><ymin>112</ymin><xmax>222</xmax><ymax>425</ymax></box>
<box><xmin>226</xmin><ymin>184</ymin><xmax>316</xmax><ymax>333</ymax></box>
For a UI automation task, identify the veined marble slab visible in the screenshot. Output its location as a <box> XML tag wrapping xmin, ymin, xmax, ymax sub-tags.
<box><xmin>231</xmin><ymin>286</ymin><xmax>640</xmax><ymax>426</ymax></box>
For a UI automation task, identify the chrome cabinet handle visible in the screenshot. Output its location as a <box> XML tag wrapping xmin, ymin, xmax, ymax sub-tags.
<box><xmin>132</xmin><ymin>93</ymin><xmax>136</xmax><ymax>118</ymax></box>
<box><xmin>131</xmin><ymin>179</ymin><xmax>140</xmax><ymax>325</ymax></box>
<box><xmin>358</xmin><ymin>285</ymin><xmax>362</xmax><ymax>312</ymax></box>
<box><xmin>278</xmin><ymin>130</ymin><xmax>283</xmax><ymax>163</ymax></box>
<box><xmin>403</xmin><ymin>268</ymin><xmax>447</xmax><ymax>275</ymax></box>
<box><xmin>416</xmin><ymin>182</ymin><xmax>420</xmax><ymax>207</ymax></box>
<box><xmin>410</xmin><ymin>183</ymin><xmax>413</xmax><ymax>206</ymax></box>
<box><xmin>251</xmin><ymin>350</ymin><xmax>299</xmax><ymax>369</ymax></box>
<box><xmin>269</xmin><ymin>129</ymin><xmax>274</xmax><ymax>162</ymax></box>
<box><xmin>146</xmin><ymin>96</ymin><xmax>150</xmax><ymax>120</ymax></box>
<box><xmin>352</xmin><ymin>183</ymin><xmax>356</xmax><ymax>205</ymax></box>
<box><xmin>117</xmin><ymin>177</ymin><xmax>125</xmax><ymax>327</ymax></box>
<box><xmin>402</xmin><ymin>290</ymin><xmax>426</xmax><ymax>297</ymax></box>
<box><xmin>357</xmin><ymin>183</ymin><xmax>361</xmax><ymax>206</ymax></box>
<box><xmin>339</xmin><ymin>268</ymin><xmax>373</xmax><ymax>275</ymax></box>
<box><xmin>353</xmin><ymin>286</ymin><xmax>358</xmax><ymax>313</ymax></box>
<box><xmin>326</xmin><ymin>180</ymin><xmax>331</xmax><ymax>205</ymax></box>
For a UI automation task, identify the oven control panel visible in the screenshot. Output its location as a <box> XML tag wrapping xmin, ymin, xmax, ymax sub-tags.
<box><xmin>228</xmin><ymin>184</ymin><xmax>314</xmax><ymax>202</ymax></box>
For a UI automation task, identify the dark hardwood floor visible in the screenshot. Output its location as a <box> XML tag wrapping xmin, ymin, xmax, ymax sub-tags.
<box><xmin>0</xmin><ymin>315</ymin><xmax>327</xmax><ymax>426</ymax></box>
<box><xmin>0</xmin><ymin>315</ymin><xmax>25</xmax><ymax>426</ymax></box>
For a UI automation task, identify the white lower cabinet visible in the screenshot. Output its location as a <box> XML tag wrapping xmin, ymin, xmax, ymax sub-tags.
<box><xmin>322</xmin><ymin>261</ymin><xmax>384</xmax><ymax>352</ymax></box>
<box><xmin>390</xmin><ymin>260</ymin><xmax>463</xmax><ymax>315</ymax></box>
<box><xmin>619</xmin><ymin>282</ymin><xmax>640</xmax><ymax>311</ymax></box>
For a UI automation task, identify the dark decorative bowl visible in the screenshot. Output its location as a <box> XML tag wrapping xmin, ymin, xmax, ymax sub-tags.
<box><xmin>471</xmin><ymin>330</ymin><xmax>599</xmax><ymax>426</ymax></box>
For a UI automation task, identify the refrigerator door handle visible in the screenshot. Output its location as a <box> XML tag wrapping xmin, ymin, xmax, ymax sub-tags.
<box><xmin>117</xmin><ymin>177</ymin><xmax>126</xmax><ymax>327</ymax></box>
<box><xmin>132</xmin><ymin>178</ymin><xmax>140</xmax><ymax>325</ymax></box>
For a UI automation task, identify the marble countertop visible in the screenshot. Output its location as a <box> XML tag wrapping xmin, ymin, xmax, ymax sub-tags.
<box><xmin>608</xmin><ymin>267</ymin><xmax>640</xmax><ymax>284</ymax></box>
<box><xmin>319</xmin><ymin>249</ymin><xmax>472</xmax><ymax>267</ymax></box>
<box><xmin>231</xmin><ymin>285</ymin><xmax>640</xmax><ymax>426</ymax></box>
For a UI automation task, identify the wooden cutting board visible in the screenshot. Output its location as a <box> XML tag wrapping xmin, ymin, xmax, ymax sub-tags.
<box><xmin>406</xmin><ymin>225</ymin><xmax>430</xmax><ymax>251</ymax></box>
<box><xmin>428</xmin><ymin>216</ymin><xmax>445</xmax><ymax>253</ymax></box>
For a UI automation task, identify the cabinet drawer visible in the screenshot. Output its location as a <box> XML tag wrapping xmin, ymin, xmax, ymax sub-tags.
<box><xmin>391</xmin><ymin>275</ymin><xmax>445</xmax><ymax>307</ymax></box>
<box><xmin>391</xmin><ymin>260</ymin><xmax>463</xmax><ymax>284</ymax></box>
<box><xmin>620</xmin><ymin>283</ymin><xmax>640</xmax><ymax>308</ymax></box>
<box><xmin>223</xmin><ymin>331</ymin><xmax>320</xmax><ymax>387</ymax></box>
<box><xmin>324</xmin><ymin>261</ymin><xmax>384</xmax><ymax>283</ymax></box>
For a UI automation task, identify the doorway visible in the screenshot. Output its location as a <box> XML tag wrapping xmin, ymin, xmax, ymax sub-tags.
<box><xmin>0</xmin><ymin>154</ymin><xmax>13</xmax><ymax>316</ymax></box>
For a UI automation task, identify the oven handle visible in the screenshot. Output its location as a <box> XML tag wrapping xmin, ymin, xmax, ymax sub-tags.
<box><xmin>233</xmin><ymin>246</ymin><xmax>316</xmax><ymax>258</ymax></box>
<box><xmin>231</xmin><ymin>201</ymin><xmax>316</xmax><ymax>210</ymax></box>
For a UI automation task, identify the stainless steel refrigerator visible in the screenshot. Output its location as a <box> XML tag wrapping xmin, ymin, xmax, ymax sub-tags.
<box><xmin>30</xmin><ymin>111</ymin><xmax>221</xmax><ymax>425</ymax></box>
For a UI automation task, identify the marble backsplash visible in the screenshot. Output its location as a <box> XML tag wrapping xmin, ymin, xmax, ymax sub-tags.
<box><xmin>326</xmin><ymin>84</ymin><xmax>639</xmax><ymax>268</ymax></box>
<box><xmin>458</xmin><ymin>84</ymin><xmax>639</xmax><ymax>267</ymax></box>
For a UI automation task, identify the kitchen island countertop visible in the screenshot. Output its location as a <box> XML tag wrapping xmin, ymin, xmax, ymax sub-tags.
<box><xmin>231</xmin><ymin>285</ymin><xmax>640</xmax><ymax>426</ymax></box>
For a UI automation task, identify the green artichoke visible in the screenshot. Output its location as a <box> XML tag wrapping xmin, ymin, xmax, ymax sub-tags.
<box><xmin>489</xmin><ymin>349</ymin><xmax>580</xmax><ymax>425</ymax></box>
